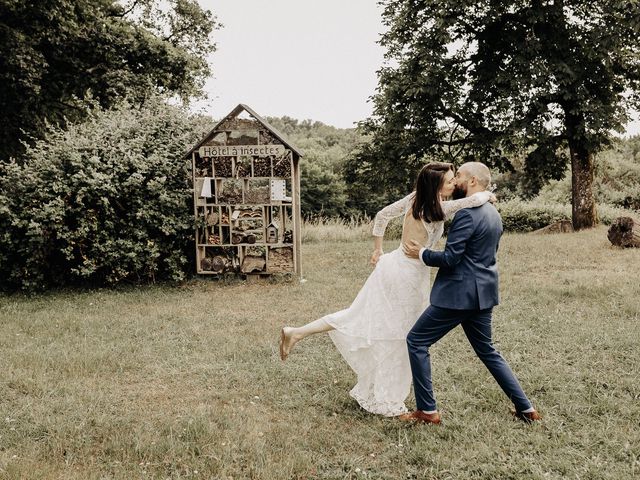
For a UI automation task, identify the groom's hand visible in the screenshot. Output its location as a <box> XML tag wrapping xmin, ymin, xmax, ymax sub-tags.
<box><xmin>402</xmin><ymin>240</ymin><xmax>422</xmax><ymax>259</ymax></box>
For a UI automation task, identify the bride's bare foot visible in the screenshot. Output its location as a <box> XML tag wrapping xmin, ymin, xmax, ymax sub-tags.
<box><xmin>280</xmin><ymin>327</ymin><xmax>299</xmax><ymax>361</ymax></box>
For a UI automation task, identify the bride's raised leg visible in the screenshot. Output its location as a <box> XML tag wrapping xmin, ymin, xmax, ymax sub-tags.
<box><xmin>280</xmin><ymin>318</ymin><xmax>335</xmax><ymax>361</ymax></box>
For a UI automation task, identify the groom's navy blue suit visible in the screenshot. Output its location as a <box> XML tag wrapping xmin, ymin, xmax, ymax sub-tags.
<box><xmin>407</xmin><ymin>202</ymin><xmax>532</xmax><ymax>413</ymax></box>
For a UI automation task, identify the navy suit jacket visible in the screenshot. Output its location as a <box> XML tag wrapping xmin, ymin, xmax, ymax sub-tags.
<box><xmin>421</xmin><ymin>202</ymin><xmax>502</xmax><ymax>310</ymax></box>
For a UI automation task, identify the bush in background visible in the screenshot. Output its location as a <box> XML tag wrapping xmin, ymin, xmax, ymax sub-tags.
<box><xmin>496</xmin><ymin>200</ymin><xmax>571</xmax><ymax>232</ymax></box>
<box><xmin>0</xmin><ymin>98</ymin><xmax>209</xmax><ymax>291</ymax></box>
<box><xmin>496</xmin><ymin>199</ymin><xmax>636</xmax><ymax>232</ymax></box>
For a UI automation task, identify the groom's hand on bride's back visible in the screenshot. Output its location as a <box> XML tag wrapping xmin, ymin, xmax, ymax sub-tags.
<box><xmin>402</xmin><ymin>240</ymin><xmax>422</xmax><ymax>259</ymax></box>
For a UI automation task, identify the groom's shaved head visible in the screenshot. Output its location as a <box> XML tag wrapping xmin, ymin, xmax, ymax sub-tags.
<box><xmin>460</xmin><ymin>162</ymin><xmax>491</xmax><ymax>189</ymax></box>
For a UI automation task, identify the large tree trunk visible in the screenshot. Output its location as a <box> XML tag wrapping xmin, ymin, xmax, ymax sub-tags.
<box><xmin>569</xmin><ymin>144</ymin><xmax>598</xmax><ymax>230</ymax></box>
<box><xmin>565</xmin><ymin>111</ymin><xmax>598</xmax><ymax>230</ymax></box>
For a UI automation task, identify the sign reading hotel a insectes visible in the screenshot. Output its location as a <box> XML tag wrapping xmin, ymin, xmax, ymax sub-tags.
<box><xmin>199</xmin><ymin>144</ymin><xmax>286</xmax><ymax>157</ymax></box>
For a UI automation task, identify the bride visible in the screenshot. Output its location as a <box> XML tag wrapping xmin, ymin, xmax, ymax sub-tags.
<box><xmin>279</xmin><ymin>162</ymin><xmax>494</xmax><ymax>416</ymax></box>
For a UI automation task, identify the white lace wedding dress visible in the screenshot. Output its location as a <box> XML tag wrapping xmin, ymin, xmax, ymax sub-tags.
<box><xmin>323</xmin><ymin>191</ymin><xmax>493</xmax><ymax>416</ymax></box>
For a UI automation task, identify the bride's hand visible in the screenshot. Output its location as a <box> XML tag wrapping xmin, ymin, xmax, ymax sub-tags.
<box><xmin>489</xmin><ymin>192</ymin><xmax>497</xmax><ymax>203</ymax></box>
<box><xmin>370</xmin><ymin>248</ymin><xmax>383</xmax><ymax>266</ymax></box>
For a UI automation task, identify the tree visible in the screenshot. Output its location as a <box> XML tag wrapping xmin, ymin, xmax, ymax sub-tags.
<box><xmin>356</xmin><ymin>0</ymin><xmax>640</xmax><ymax>229</ymax></box>
<box><xmin>536</xmin><ymin>135</ymin><xmax>640</xmax><ymax>210</ymax></box>
<box><xmin>266</xmin><ymin>116</ymin><xmax>362</xmax><ymax>217</ymax></box>
<box><xmin>296</xmin><ymin>157</ymin><xmax>346</xmax><ymax>218</ymax></box>
<box><xmin>0</xmin><ymin>0</ymin><xmax>218</xmax><ymax>160</ymax></box>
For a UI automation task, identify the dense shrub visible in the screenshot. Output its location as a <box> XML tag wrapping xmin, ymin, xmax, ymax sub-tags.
<box><xmin>496</xmin><ymin>200</ymin><xmax>571</xmax><ymax>232</ymax></box>
<box><xmin>0</xmin><ymin>99</ymin><xmax>209</xmax><ymax>291</ymax></box>
<box><xmin>496</xmin><ymin>199</ymin><xmax>635</xmax><ymax>232</ymax></box>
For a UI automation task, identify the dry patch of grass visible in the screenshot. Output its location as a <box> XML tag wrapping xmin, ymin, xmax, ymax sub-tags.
<box><xmin>1</xmin><ymin>227</ymin><xmax>639</xmax><ymax>479</ymax></box>
<box><xmin>301</xmin><ymin>216</ymin><xmax>403</xmax><ymax>244</ymax></box>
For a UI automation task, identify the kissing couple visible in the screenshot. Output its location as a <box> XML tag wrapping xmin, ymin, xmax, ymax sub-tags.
<box><xmin>280</xmin><ymin>162</ymin><xmax>540</xmax><ymax>424</ymax></box>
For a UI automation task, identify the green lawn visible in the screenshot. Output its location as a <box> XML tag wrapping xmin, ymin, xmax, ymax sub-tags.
<box><xmin>1</xmin><ymin>226</ymin><xmax>639</xmax><ymax>479</ymax></box>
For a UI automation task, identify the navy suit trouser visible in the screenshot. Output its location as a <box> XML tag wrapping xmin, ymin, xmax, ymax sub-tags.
<box><xmin>407</xmin><ymin>305</ymin><xmax>532</xmax><ymax>412</ymax></box>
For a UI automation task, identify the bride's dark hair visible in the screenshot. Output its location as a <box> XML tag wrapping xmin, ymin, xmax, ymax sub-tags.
<box><xmin>411</xmin><ymin>162</ymin><xmax>454</xmax><ymax>222</ymax></box>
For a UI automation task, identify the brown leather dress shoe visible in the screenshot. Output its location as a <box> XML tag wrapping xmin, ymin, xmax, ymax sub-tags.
<box><xmin>398</xmin><ymin>410</ymin><xmax>441</xmax><ymax>425</ymax></box>
<box><xmin>513</xmin><ymin>409</ymin><xmax>542</xmax><ymax>423</ymax></box>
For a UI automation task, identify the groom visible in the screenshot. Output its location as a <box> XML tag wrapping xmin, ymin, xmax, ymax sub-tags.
<box><xmin>401</xmin><ymin>162</ymin><xmax>540</xmax><ymax>424</ymax></box>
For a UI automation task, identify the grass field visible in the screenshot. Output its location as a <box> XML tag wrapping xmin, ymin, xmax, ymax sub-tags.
<box><xmin>1</xmin><ymin>226</ymin><xmax>639</xmax><ymax>479</ymax></box>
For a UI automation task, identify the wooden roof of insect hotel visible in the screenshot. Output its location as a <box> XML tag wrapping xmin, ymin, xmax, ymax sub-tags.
<box><xmin>185</xmin><ymin>103</ymin><xmax>303</xmax><ymax>159</ymax></box>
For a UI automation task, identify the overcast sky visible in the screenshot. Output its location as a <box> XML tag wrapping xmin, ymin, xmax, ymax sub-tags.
<box><xmin>196</xmin><ymin>0</ymin><xmax>640</xmax><ymax>135</ymax></box>
<box><xmin>194</xmin><ymin>0</ymin><xmax>385</xmax><ymax>128</ymax></box>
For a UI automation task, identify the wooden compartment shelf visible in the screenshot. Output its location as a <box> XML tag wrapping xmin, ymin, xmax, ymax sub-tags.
<box><xmin>187</xmin><ymin>104</ymin><xmax>302</xmax><ymax>277</ymax></box>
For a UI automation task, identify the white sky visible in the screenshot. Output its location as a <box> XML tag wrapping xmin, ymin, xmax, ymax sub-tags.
<box><xmin>193</xmin><ymin>0</ymin><xmax>385</xmax><ymax>128</ymax></box>
<box><xmin>195</xmin><ymin>0</ymin><xmax>640</xmax><ymax>136</ymax></box>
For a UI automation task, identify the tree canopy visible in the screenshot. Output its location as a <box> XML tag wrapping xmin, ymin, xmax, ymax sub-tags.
<box><xmin>266</xmin><ymin>116</ymin><xmax>364</xmax><ymax>217</ymax></box>
<box><xmin>0</xmin><ymin>0</ymin><xmax>218</xmax><ymax>160</ymax></box>
<box><xmin>355</xmin><ymin>0</ymin><xmax>640</xmax><ymax>229</ymax></box>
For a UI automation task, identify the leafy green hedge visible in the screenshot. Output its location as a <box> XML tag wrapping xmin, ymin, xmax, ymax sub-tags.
<box><xmin>496</xmin><ymin>199</ymin><xmax>635</xmax><ymax>232</ymax></box>
<box><xmin>0</xmin><ymin>99</ymin><xmax>208</xmax><ymax>291</ymax></box>
<box><xmin>496</xmin><ymin>200</ymin><xmax>571</xmax><ymax>232</ymax></box>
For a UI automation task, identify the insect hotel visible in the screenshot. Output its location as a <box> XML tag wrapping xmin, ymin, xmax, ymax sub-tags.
<box><xmin>186</xmin><ymin>104</ymin><xmax>302</xmax><ymax>278</ymax></box>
